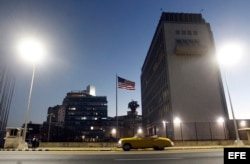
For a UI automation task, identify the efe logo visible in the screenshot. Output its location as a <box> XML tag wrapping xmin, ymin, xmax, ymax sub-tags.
<box><xmin>224</xmin><ymin>148</ymin><xmax>250</xmax><ymax>164</ymax></box>
<box><xmin>228</xmin><ymin>152</ymin><xmax>246</xmax><ymax>159</ymax></box>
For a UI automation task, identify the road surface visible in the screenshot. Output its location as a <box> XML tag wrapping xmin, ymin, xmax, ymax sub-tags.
<box><xmin>0</xmin><ymin>149</ymin><xmax>223</xmax><ymax>164</ymax></box>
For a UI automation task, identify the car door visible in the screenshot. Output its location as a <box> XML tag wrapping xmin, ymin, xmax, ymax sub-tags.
<box><xmin>132</xmin><ymin>136</ymin><xmax>150</xmax><ymax>148</ymax></box>
<box><xmin>141</xmin><ymin>137</ymin><xmax>153</xmax><ymax>148</ymax></box>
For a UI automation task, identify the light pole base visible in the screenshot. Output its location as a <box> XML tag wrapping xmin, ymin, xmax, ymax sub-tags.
<box><xmin>17</xmin><ymin>140</ymin><xmax>28</xmax><ymax>150</ymax></box>
<box><xmin>234</xmin><ymin>139</ymin><xmax>245</xmax><ymax>147</ymax></box>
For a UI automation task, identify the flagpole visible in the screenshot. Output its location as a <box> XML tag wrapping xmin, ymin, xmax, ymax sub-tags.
<box><xmin>116</xmin><ymin>74</ymin><xmax>118</xmax><ymax>139</ymax></box>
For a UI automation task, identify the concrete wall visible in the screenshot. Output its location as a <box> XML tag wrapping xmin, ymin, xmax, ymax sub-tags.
<box><xmin>40</xmin><ymin>142</ymin><xmax>117</xmax><ymax>147</ymax></box>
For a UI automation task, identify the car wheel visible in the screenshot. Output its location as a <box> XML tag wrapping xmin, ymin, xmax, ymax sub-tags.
<box><xmin>158</xmin><ymin>146</ymin><xmax>164</xmax><ymax>150</ymax></box>
<box><xmin>154</xmin><ymin>146</ymin><xmax>164</xmax><ymax>151</ymax></box>
<box><xmin>123</xmin><ymin>143</ymin><xmax>131</xmax><ymax>151</ymax></box>
<box><xmin>153</xmin><ymin>147</ymin><xmax>159</xmax><ymax>150</ymax></box>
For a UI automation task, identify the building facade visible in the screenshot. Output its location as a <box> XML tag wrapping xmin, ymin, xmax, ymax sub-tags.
<box><xmin>63</xmin><ymin>89</ymin><xmax>108</xmax><ymax>141</ymax></box>
<box><xmin>0</xmin><ymin>55</ymin><xmax>15</xmax><ymax>147</ymax></box>
<box><xmin>115</xmin><ymin>111</ymin><xmax>142</xmax><ymax>138</ymax></box>
<box><xmin>141</xmin><ymin>12</ymin><xmax>230</xmax><ymax>140</ymax></box>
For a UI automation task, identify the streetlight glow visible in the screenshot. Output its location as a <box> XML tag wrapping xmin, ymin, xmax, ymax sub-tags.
<box><xmin>137</xmin><ymin>128</ymin><xmax>142</xmax><ymax>134</ymax></box>
<box><xmin>174</xmin><ymin>117</ymin><xmax>181</xmax><ymax>124</ymax></box>
<box><xmin>217</xmin><ymin>42</ymin><xmax>244</xmax><ymax>66</ymax></box>
<box><xmin>217</xmin><ymin>117</ymin><xmax>224</xmax><ymax>123</ymax></box>
<box><xmin>240</xmin><ymin>121</ymin><xmax>246</xmax><ymax>127</ymax></box>
<box><xmin>17</xmin><ymin>37</ymin><xmax>45</xmax><ymax>63</ymax></box>
<box><xmin>111</xmin><ymin>128</ymin><xmax>116</xmax><ymax>138</ymax></box>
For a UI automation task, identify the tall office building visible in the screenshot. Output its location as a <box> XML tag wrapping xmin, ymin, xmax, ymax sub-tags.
<box><xmin>0</xmin><ymin>54</ymin><xmax>15</xmax><ymax>146</ymax></box>
<box><xmin>62</xmin><ymin>87</ymin><xmax>108</xmax><ymax>141</ymax></box>
<box><xmin>141</xmin><ymin>12</ymin><xmax>229</xmax><ymax>140</ymax></box>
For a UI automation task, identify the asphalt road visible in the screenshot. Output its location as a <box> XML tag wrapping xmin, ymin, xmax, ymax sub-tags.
<box><xmin>0</xmin><ymin>149</ymin><xmax>223</xmax><ymax>164</ymax></box>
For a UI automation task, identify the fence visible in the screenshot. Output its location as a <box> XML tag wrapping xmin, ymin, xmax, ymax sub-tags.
<box><xmin>161</xmin><ymin>121</ymin><xmax>249</xmax><ymax>141</ymax></box>
<box><xmin>170</xmin><ymin>122</ymin><xmax>228</xmax><ymax>141</ymax></box>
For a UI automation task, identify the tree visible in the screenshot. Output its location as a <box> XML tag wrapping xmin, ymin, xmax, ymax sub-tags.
<box><xmin>128</xmin><ymin>100</ymin><xmax>139</xmax><ymax>113</ymax></box>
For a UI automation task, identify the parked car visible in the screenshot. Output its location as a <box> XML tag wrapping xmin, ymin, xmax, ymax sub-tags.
<box><xmin>117</xmin><ymin>135</ymin><xmax>174</xmax><ymax>151</ymax></box>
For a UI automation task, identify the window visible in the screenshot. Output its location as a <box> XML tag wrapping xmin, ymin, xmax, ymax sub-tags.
<box><xmin>176</xmin><ymin>39</ymin><xmax>182</xmax><ymax>45</ymax></box>
<box><xmin>176</xmin><ymin>39</ymin><xmax>200</xmax><ymax>46</ymax></box>
<box><xmin>182</xmin><ymin>40</ymin><xmax>188</xmax><ymax>45</ymax></box>
<box><xmin>81</xmin><ymin>117</ymin><xmax>86</xmax><ymax>120</ymax></box>
<box><xmin>188</xmin><ymin>39</ymin><xmax>194</xmax><ymax>45</ymax></box>
<box><xmin>194</xmin><ymin>39</ymin><xmax>200</xmax><ymax>45</ymax></box>
<box><xmin>10</xmin><ymin>129</ymin><xmax>18</xmax><ymax>136</ymax></box>
<box><xmin>69</xmin><ymin>107</ymin><xmax>76</xmax><ymax>110</ymax></box>
<box><xmin>193</xmin><ymin>31</ymin><xmax>198</xmax><ymax>35</ymax></box>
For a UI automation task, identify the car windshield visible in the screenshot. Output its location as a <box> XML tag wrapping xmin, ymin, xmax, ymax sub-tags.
<box><xmin>133</xmin><ymin>134</ymin><xmax>143</xmax><ymax>138</ymax></box>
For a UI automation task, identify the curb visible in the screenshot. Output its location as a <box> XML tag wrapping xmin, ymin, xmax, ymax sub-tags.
<box><xmin>0</xmin><ymin>148</ymin><xmax>49</xmax><ymax>151</ymax></box>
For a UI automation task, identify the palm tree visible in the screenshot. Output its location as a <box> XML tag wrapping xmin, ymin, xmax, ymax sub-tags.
<box><xmin>128</xmin><ymin>100</ymin><xmax>139</xmax><ymax>135</ymax></box>
<box><xmin>128</xmin><ymin>100</ymin><xmax>139</xmax><ymax>113</ymax></box>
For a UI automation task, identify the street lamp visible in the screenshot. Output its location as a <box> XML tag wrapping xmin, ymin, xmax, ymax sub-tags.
<box><xmin>17</xmin><ymin>37</ymin><xmax>45</xmax><ymax>149</ymax></box>
<box><xmin>217</xmin><ymin>42</ymin><xmax>244</xmax><ymax>146</ymax></box>
<box><xmin>47</xmin><ymin>113</ymin><xmax>54</xmax><ymax>142</ymax></box>
<box><xmin>111</xmin><ymin>128</ymin><xmax>116</xmax><ymax>138</ymax></box>
<box><xmin>217</xmin><ymin>117</ymin><xmax>226</xmax><ymax>139</ymax></box>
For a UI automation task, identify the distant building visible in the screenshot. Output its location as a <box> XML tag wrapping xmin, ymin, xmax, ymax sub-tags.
<box><xmin>41</xmin><ymin>105</ymin><xmax>65</xmax><ymax>141</ymax></box>
<box><xmin>141</xmin><ymin>12</ymin><xmax>230</xmax><ymax>140</ymax></box>
<box><xmin>44</xmin><ymin>86</ymin><xmax>110</xmax><ymax>141</ymax></box>
<box><xmin>63</xmin><ymin>89</ymin><xmax>108</xmax><ymax>141</ymax></box>
<box><xmin>46</xmin><ymin>105</ymin><xmax>64</xmax><ymax>126</ymax></box>
<box><xmin>43</xmin><ymin>85</ymin><xmax>143</xmax><ymax>141</ymax></box>
<box><xmin>87</xmin><ymin>85</ymin><xmax>96</xmax><ymax>96</ymax></box>
<box><xmin>22</xmin><ymin>122</ymin><xmax>42</xmax><ymax>140</ymax></box>
<box><xmin>0</xmin><ymin>54</ymin><xmax>15</xmax><ymax>147</ymax></box>
<box><xmin>116</xmin><ymin>111</ymin><xmax>142</xmax><ymax>138</ymax></box>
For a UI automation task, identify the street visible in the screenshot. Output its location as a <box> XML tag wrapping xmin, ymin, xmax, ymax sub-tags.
<box><xmin>0</xmin><ymin>149</ymin><xmax>223</xmax><ymax>164</ymax></box>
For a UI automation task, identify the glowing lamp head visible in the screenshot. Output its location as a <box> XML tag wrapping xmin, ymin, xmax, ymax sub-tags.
<box><xmin>17</xmin><ymin>37</ymin><xmax>45</xmax><ymax>63</ymax></box>
<box><xmin>217</xmin><ymin>42</ymin><xmax>244</xmax><ymax>66</ymax></box>
<box><xmin>173</xmin><ymin>117</ymin><xmax>181</xmax><ymax>124</ymax></box>
<box><xmin>217</xmin><ymin>117</ymin><xmax>224</xmax><ymax>123</ymax></box>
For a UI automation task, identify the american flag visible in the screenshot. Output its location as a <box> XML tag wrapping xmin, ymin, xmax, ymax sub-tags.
<box><xmin>117</xmin><ymin>76</ymin><xmax>135</xmax><ymax>90</ymax></box>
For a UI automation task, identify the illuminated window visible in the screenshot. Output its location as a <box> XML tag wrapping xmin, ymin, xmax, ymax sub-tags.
<box><xmin>69</xmin><ymin>107</ymin><xmax>76</xmax><ymax>110</ymax></box>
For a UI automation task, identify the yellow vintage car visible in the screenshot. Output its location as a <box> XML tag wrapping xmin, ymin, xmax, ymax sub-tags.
<box><xmin>117</xmin><ymin>135</ymin><xmax>174</xmax><ymax>151</ymax></box>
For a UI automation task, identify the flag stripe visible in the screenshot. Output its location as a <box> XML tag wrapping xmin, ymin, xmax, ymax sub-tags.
<box><xmin>117</xmin><ymin>76</ymin><xmax>135</xmax><ymax>90</ymax></box>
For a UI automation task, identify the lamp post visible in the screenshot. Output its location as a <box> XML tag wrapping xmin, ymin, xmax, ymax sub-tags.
<box><xmin>23</xmin><ymin>63</ymin><xmax>35</xmax><ymax>143</ymax></box>
<box><xmin>217</xmin><ymin>42</ymin><xmax>244</xmax><ymax>146</ymax></box>
<box><xmin>17</xmin><ymin>37</ymin><xmax>45</xmax><ymax>149</ymax></box>
<box><xmin>223</xmin><ymin>67</ymin><xmax>244</xmax><ymax>146</ymax></box>
<box><xmin>162</xmin><ymin>120</ymin><xmax>167</xmax><ymax>137</ymax></box>
<box><xmin>47</xmin><ymin>113</ymin><xmax>54</xmax><ymax>142</ymax></box>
